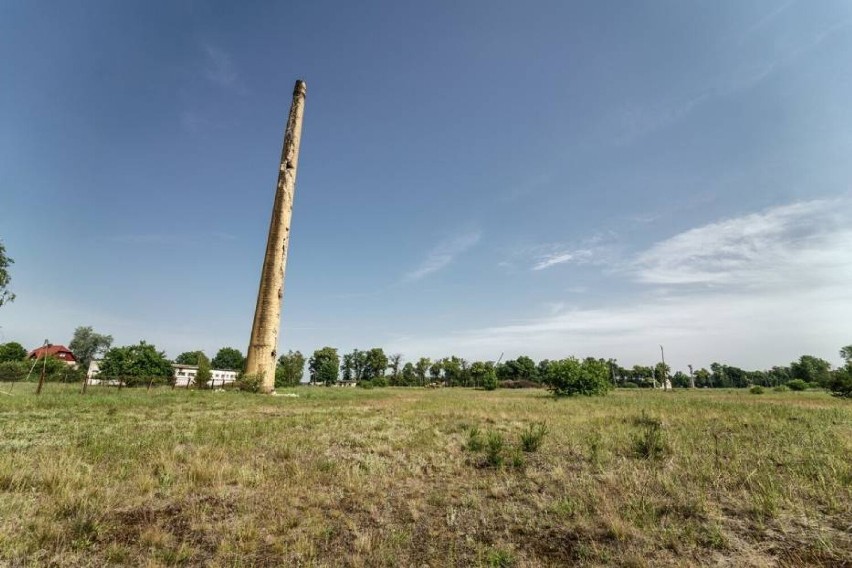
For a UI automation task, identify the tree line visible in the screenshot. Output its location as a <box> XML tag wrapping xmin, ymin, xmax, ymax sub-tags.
<box><xmin>1</xmin><ymin>328</ymin><xmax>850</xmax><ymax>398</ymax></box>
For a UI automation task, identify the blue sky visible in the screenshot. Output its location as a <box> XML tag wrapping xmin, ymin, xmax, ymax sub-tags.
<box><xmin>2</xmin><ymin>0</ymin><xmax>851</xmax><ymax>371</ymax></box>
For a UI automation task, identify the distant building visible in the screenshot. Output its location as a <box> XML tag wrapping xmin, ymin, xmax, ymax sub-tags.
<box><xmin>86</xmin><ymin>360</ymin><xmax>239</xmax><ymax>387</ymax></box>
<box><xmin>172</xmin><ymin>364</ymin><xmax>238</xmax><ymax>387</ymax></box>
<box><xmin>28</xmin><ymin>344</ymin><xmax>77</xmax><ymax>367</ymax></box>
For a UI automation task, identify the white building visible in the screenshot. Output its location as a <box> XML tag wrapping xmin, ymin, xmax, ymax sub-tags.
<box><xmin>172</xmin><ymin>364</ymin><xmax>238</xmax><ymax>387</ymax></box>
<box><xmin>87</xmin><ymin>360</ymin><xmax>238</xmax><ymax>387</ymax></box>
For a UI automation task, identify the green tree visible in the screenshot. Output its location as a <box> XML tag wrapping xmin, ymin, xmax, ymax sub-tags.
<box><xmin>693</xmin><ymin>368</ymin><xmax>711</xmax><ymax>388</ymax></box>
<box><xmin>276</xmin><ymin>350</ymin><xmax>305</xmax><ymax>388</ymax></box>
<box><xmin>211</xmin><ymin>347</ymin><xmax>245</xmax><ymax>371</ymax></box>
<box><xmin>544</xmin><ymin>357</ymin><xmax>611</xmax><ymax>397</ymax></box>
<box><xmin>470</xmin><ymin>361</ymin><xmax>497</xmax><ymax>390</ymax></box>
<box><xmin>0</xmin><ymin>241</ymin><xmax>15</xmax><ymax>308</ymax></box>
<box><xmin>401</xmin><ymin>362</ymin><xmax>416</xmax><ymax>386</ymax></box>
<box><xmin>827</xmin><ymin>365</ymin><xmax>852</xmax><ymax>398</ymax></box>
<box><xmin>429</xmin><ymin>360</ymin><xmax>443</xmax><ymax>384</ymax></box>
<box><xmin>99</xmin><ymin>341</ymin><xmax>173</xmax><ymax>387</ymax></box>
<box><xmin>388</xmin><ymin>353</ymin><xmax>402</xmax><ymax>385</ymax></box>
<box><xmin>840</xmin><ymin>345</ymin><xmax>852</xmax><ymax>365</ymax></box>
<box><xmin>68</xmin><ymin>326</ymin><xmax>113</xmax><ymax>370</ymax></box>
<box><xmin>175</xmin><ymin>351</ymin><xmax>204</xmax><ymax>365</ymax></box>
<box><xmin>309</xmin><ymin>347</ymin><xmax>339</xmax><ymax>386</ymax></box>
<box><xmin>365</xmin><ymin>348</ymin><xmax>388</xmax><ymax>380</ymax></box>
<box><xmin>414</xmin><ymin>357</ymin><xmax>431</xmax><ymax>386</ymax></box>
<box><xmin>791</xmin><ymin>355</ymin><xmax>832</xmax><ymax>387</ymax></box>
<box><xmin>0</xmin><ymin>341</ymin><xmax>26</xmax><ymax>363</ymax></box>
<box><xmin>194</xmin><ymin>352</ymin><xmax>212</xmax><ymax>388</ymax></box>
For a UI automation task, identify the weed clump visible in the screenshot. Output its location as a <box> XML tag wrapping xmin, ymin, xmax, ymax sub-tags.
<box><xmin>485</xmin><ymin>431</ymin><xmax>506</xmax><ymax>467</ymax></box>
<box><xmin>773</xmin><ymin>385</ymin><xmax>789</xmax><ymax>392</ymax></box>
<box><xmin>749</xmin><ymin>385</ymin><xmax>764</xmax><ymax>395</ymax></box>
<box><xmin>632</xmin><ymin>413</ymin><xmax>669</xmax><ymax>460</ymax></box>
<box><xmin>465</xmin><ymin>426</ymin><xmax>484</xmax><ymax>452</ymax></box>
<box><xmin>787</xmin><ymin>379</ymin><xmax>807</xmax><ymax>391</ymax></box>
<box><xmin>519</xmin><ymin>422</ymin><xmax>548</xmax><ymax>452</ymax></box>
<box><xmin>236</xmin><ymin>373</ymin><xmax>263</xmax><ymax>393</ymax></box>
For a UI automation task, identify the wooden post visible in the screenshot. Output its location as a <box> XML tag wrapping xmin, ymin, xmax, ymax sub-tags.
<box><xmin>245</xmin><ymin>80</ymin><xmax>307</xmax><ymax>394</ymax></box>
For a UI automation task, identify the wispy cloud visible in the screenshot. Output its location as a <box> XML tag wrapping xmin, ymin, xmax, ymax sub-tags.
<box><xmin>532</xmin><ymin>249</ymin><xmax>593</xmax><ymax>271</ymax></box>
<box><xmin>388</xmin><ymin>199</ymin><xmax>852</xmax><ymax>368</ymax></box>
<box><xmin>632</xmin><ymin>199</ymin><xmax>851</xmax><ymax>287</ymax></box>
<box><xmin>203</xmin><ymin>44</ymin><xmax>239</xmax><ymax>88</ymax></box>
<box><xmin>403</xmin><ymin>231</ymin><xmax>481</xmax><ymax>282</ymax></box>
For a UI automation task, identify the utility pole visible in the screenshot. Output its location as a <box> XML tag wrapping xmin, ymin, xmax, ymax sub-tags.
<box><xmin>245</xmin><ymin>80</ymin><xmax>307</xmax><ymax>393</ymax></box>
<box><xmin>659</xmin><ymin>345</ymin><xmax>669</xmax><ymax>391</ymax></box>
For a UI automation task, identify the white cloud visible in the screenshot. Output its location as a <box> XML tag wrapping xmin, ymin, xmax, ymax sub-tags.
<box><xmin>403</xmin><ymin>231</ymin><xmax>481</xmax><ymax>282</ymax></box>
<box><xmin>387</xmin><ymin>199</ymin><xmax>852</xmax><ymax>369</ymax></box>
<box><xmin>203</xmin><ymin>44</ymin><xmax>238</xmax><ymax>87</ymax></box>
<box><xmin>532</xmin><ymin>249</ymin><xmax>593</xmax><ymax>271</ymax></box>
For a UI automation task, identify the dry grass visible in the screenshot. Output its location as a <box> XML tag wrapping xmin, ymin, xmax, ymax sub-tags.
<box><xmin>0</xmin><ymin>384</ymin><xmax>850</xmax><ymax>567</ymax></box>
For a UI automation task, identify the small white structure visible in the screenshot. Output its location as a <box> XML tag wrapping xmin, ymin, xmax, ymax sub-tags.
<box><xmin>172</xmin><ymin>364</ymin><xmax>238</xmax><ymax>387</ymax></box>
<box><xmin>86</xmin><ymin>360</ymin><xmax>238</xmax><ymax>387</ymax></box>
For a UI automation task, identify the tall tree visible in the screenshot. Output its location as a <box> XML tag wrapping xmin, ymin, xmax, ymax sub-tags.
<box><xmin>429</xmin><ymin>360</ymin><xmax>443</xmax><ymax>384</ymax></box>
<box><xmin>840</xmin><ymin>345</ymin><xmax>852</xmax><ymax>365</ymax></box>
<box><xmin>0</xmin><ymin>342</ymin><xmax>26</xmax><ymax>363</ymax></box>
<box><xmin>194</xmin><ymin>352</ymin><xmax>212</xmax><ymax>388</ymax></box>
<box><xmin>175</xmin><ymin>351</ymin><xmax>204</xmax><ymax>365</ymax></box>
<box><xmin>470</xmin><ymin>361</ymin><xmax>496</xmax><ymax>390</ymax></box>
<box><xmin>68</xmin><ymin>326</ymin><xmax>114</xmax><ymax>370</ymax></box>
<box><xmin>414</xmin><ymin>357</ymin><xmax>431</xmax><ymax>386</ymax></box>
<box><xmin>276</xmin><ymin>350</ymin><xmax>305</xmax><ymax>387</ymax></box>
<box><xmin>211</xmin><ymin>347</ymin><xmax>246</xmax><ymax>371</ymax></box>
<box><xmin>388</xmin><ymin>353</ymin><xmax>402</xmax><ymax>385</ymax></box>
<box><xmin>401</xmin><ymin>362</ymin><xmax>416</xmax><ymax>386</ymax></box>
<box><xmin>0</xmin><ymin>241</ymin><xmax>14</xmax><ymax>308</ymax></box>
<box><xmin>365</xmin><ymin>348</ymin><xmax>388</xmax><ymax>380</ymax></box>
<box><xmin>790</xmin><ymin>355</ymin><xmax>832</xmax><ymax>387</ymax></box>
<box><xmin>309</xmin><ymin>347</ymin><xmax>339</xmax><ymax>385</ymax></box>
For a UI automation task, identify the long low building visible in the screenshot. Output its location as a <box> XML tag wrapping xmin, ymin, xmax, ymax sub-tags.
<box><xmin>87</xmin><ymin>360</ymin><xmax>238</xmax><ymax>387</ymax></box>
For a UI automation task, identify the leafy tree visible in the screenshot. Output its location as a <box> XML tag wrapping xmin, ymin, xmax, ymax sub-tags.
<box><xmin>211</xmin><ymin>347</ymin><xmax>245</xmax><ymax>371</ymax></box>
<box><xmin>0</xmin><ymin>341</ymin><xmax>26</xmax><ymax>363</ymax></box>
<box><xmin>365</xmin><ymin>348</ymin><xmax>388</xmax><ymax>380</ymax></box>
<box><xmin>654</xmin><ymin>362</ymin><xmax>671</xmax><ymax>387</ymax></box>
<box><xmin>470</xmin><ymin>361</ymin><xmax>497</xmax><ymax>390</ymax></box>
<box><xmin>388</xmin><ymin>353</ymin><xmax>402</xmax><ymax>385</ymax></box>
<box><xmin>401</xmin><ymin>362</ymin><xmax>416</xmax><ymax>386</ymax></box>
<box><xmin>840</xmin><ymin>345</ymin><xmax>852</xmax><ymax>365</ymax></box>
<box><xmin>68</xmin><ymin>326</ymin><xmax>113</xmax><ymax>370</ymax></box>
<box><xmin>537</xmin><ymin>359</ymin><xmax>552</xmax><ymax>379</ymax></box>
<box><xmin>767</xmin><ymin>366</ymin><xmax>791</xmax><ymax>386</ymax></box>
<box><xmin>99</xmin><ymin>341</ymin><xmax>173</xmax><ymax>387</ymax></box>
<box><xmin>671</xmin><ymin>371</ymin><xmax>690</xmax><ymax>388</ymax></box>
<box><xmin>0</xmin><ymin>241</ymin><xmax>14</xmax><ymax>308</ymax></box>
<box><xmin>276</xmin><ymin>350</ymin><xmax>305</xmax><ymax>388</ymax></box>
<box><xmin>827</xmin><ymin>365</ymin><xmax>852</xmax><ymax>398</ymax></box>
<box><xmin>544</xmin><ymin>357</ymin><xmax>611</xmax><ymax>397</ymax></box>
<box><xmin>790</xmin><ymin>355</ymin><xmax>832</xmax><ymax>387</ymax></box>
<box><xmin>693</xmin><ymin>368</ymin><xmax>711</xmax><ymax>388</ymax></box>
<box><xmin>309</xmin><ymin>347</ymin><xmax>339</xmax><ymax>386</ymax></box>
<box><xmin>414</xmin><ymin>357</ymin><xmax>431</xmax><ymax>386</ymax></box>
<box><xmin>175</xmin><ymin>351</ymin><xmax>204</xmax><ymax>365</ymax></box>
<box><xmin>194</xmin><ymin>352</ymin><xmax>212</xmax><ymax>388</ymax></box>
<box><xmin>429</xmin><ymin>360</ymin><xmax>443</xmax><ymax>384</ymax></box>
<box><xmin>441</xmin><ymin>356</ymin><xmax>467</xmax><ymax>386</ymax></box>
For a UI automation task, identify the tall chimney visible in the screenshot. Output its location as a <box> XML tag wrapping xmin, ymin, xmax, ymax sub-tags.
<box><xmin>245</xmin><ymin>80</ymin><xmax>307</xmax><ymax>393</ymax></box>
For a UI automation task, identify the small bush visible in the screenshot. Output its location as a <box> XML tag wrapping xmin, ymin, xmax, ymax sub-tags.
<box><xmin>632</xmin><ymin>419</ymin><xmax>669</xmax><ymax>460</ymax></box>
<box><xmin>621</xmin><ymin>381</ymin><xmax>640</xmax><ymax>389</ymax></box>
<box><xmin>357</xmin><ymin>380</ymin><xmax>374</xmax><ymax>389</ymax></box>
<box><xmin>787</xmin><ymin>379</ymin><xmax>807</xmax><ymax>391</ymax></box>
<box><xmin>487</xmin><ymin>548</ymin><xmax>516</xmax><ymax>568</ymax></box>
<box><xmin>236</xmin><ymin>373</ymin><xmax>263</xmax><ymax>393</ymax></box>
<box><xmin>772</xmin><ymin>385</ymin><xmax>789</xmax><ymax>392</ymax></box>
<box><xmin>372</xmin><ymin>376</ymin><xmax>388</xmax><ymax>388</ymax></box>
<box><xmin>465</xmin><ymin>427</ymin><xmax>484</xmax><ymax>452</ymax></box>
<box><xmin>749</xmin><ymin>385</ymin><xmax>764</xmax><ymax>394</ymax></box>
<box><xmin>545</xmin><ymin>357</ymin><xmax>611</xmax><ymax>397</ymax></box>
<box><xmin>485</xmin><ymin>431</ymin><xmax>505</xmax><ymax>467</ymax></box>
<box><xmin>519</xmin><ymin>422</ymin><xmax>548</xmax><ymax>452</ymax></box>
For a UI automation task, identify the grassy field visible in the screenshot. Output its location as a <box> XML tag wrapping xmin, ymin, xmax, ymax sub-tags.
<box><xmin>0</xmin><ymin>385</ymin><xmax>849</xmax><ymax>567</ymax></box>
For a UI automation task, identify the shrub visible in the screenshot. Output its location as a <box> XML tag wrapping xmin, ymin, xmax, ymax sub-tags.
<box><xmin>787</xmin><ymin>379</ymin><xmax>807</xmax><ymax>391</ymax></box>
<box><xmin>749</xmin><ymin>385</ymin><xmax>764</xmax><ymax>394</ymax></box>
<box><xmin>236</xmin><ymin>373</ymin><xmax>263</xmax><ymax>393</ymax></box>
<box><xmin>773</xmin><ymin>385</ymin><xmax>789</xmax><ymax>392</ymax></box>
<box><xmin>372</xmin><ymin>376</ymin><xmax>388</xmax><ymax>388</ymax></box>
<box><xmin>485</xmin><ymin>431</ymin><xmax>505</xmax><ymax>467</ymax></box>
<box><xmin>519</xmin><ymin>423</ymin><xmax>548</xmax><ymax>452</ymax></box>
<box><xmin>827</xmin><ymin>366</ymin><xmax>852</xmax><ymax>399</ymax></box>
<box><xmin>545</xmin><ymin>357</ymin><xmax>611</xmax><ymax>397</ymax></box>
<box><xmin>621</xmin><ymin>382</ymin><xmax>640</xmax><ymax>389</ymax></box>
<box><xmin>632</xmin><ymin>418</ymin><xmax>669</xmax><ymax>460</ymax></box>
<box><xmin>0</xmin><ymin>360</ymin><xmax>30</xmax><ymax>382</ymax></box>
<box><xmin>357</xmin><ymin>380</ymin><xmax>374</xmax><ymax>389</ymax></box>
<box><xmin>465</xmin><ymin>426</ymin><xmax>484</xmax><ymax>452</ymax></box>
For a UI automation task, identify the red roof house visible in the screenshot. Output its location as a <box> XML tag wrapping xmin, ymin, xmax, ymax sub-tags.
<box><xmin>28</xmin><ymin>344</ymin><xmax>77</xmax><ymax>366</ymax></box>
